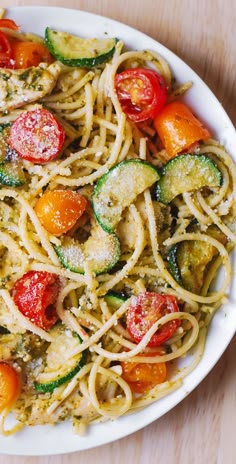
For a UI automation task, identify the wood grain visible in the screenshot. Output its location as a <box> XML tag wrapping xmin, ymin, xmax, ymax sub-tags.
<box><xmin>0</xmin><ymin>1</ymin><xmax>236</xmax><ymax>463</ymax></box>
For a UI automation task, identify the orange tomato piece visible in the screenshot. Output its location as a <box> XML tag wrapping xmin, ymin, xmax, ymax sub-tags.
<box><xmin>0</xmin><ymin>363</ymin><xmax>20</xmax><ymax>411</ymax></box>
<box><xmin>35</xmin><ymin>189</ymin><xmax>87</xmax><ymax>236</ymax></box>
<box><xmin>121</xmin><ymin>353</ymin><xmax>167</xmax><ymax>393</ymax></box>
<box><xmin>154</xmin><ymin>101</ymin><xmax>211</xmax><ymax>158</ymax></box>
<box><xmin>11</xmin><ymin>41</ymin><xmax>53</xmax><ymax>68</ymax></box>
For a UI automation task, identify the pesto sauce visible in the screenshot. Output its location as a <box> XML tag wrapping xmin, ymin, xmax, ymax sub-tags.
<box><xmin>19</xmin><ymin>68</ymin><xmax>44</xmax><ymax>90</ymax></box>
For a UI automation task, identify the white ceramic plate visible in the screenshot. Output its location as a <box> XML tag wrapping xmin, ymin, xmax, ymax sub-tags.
<box><xmin>1</xmin><ymin>6</ymin><xmax>236</xmax><ymax>456</ymax></box>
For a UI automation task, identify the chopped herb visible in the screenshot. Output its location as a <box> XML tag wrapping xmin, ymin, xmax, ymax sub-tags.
<box><xmin>0</xmin><ymin>326</ymin><xmax>10</xmax><ymax>335</ymax></box>
<box><xmin>0</xmin><ymin>73</ymin><xmax>10</xmax><ymax>81</ymax></box>
<box><xmin>19</xmin><ymin>69</ymin><xmax>31</xmax><ymax>81</ymax></box>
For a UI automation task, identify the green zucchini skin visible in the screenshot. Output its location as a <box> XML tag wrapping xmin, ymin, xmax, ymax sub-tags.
<box><xmin>0</xmin><ymin>124</ymin><xmax>25</xmax><ymax>187</ymax></box>
<box><xmin>156</xmin><ymin>154</ymin><xmax>222</xmax><ymax>204</ymax></box>
<box><xmin>45</xmin><ymin>28</ymin><xmax>118</xmax><ymax>67</ymax></box>
<box><xmin>104</xmin><ymin>291</ymin><xmax>127</xmax><ymax>309</ymax></box>
<box><xmin>92</xmin><ymin>159</ymin><xmax>160</xmax><ymax>232</ymax></box>
<box><xmin>166</xmin><ymin>245</ymin><xmax>183</xmax><ymax>286</ymax></box>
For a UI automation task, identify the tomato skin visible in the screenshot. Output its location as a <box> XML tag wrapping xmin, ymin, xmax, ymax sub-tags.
<box><xmin>35</xmin><ymin>189</ymin><xmax>88</xmax><ymax>236</ymax></box>
<box><xmin>0</xmin><ymin>19</ymin><xmax>19</xmax><ymax>31</ymax></box>
<box><xmin>0</xmin><ymin>31</ymin><xmax>14</xmax><ymax>68</ymax></box>
<box><xmin>0</xmin><ymin>363</ymin><xmax>20</xmax><ymax>411</ymax></box>
<box><xmin>154</xmin><ymin>101</ymin><xmax>211</xmax><ymax>158</ymax></box>
<box><xmin>115</xmin><ymin>68</ymin><xmax>167</xmax><ymax>123</ymax></box>
<box><xmin>126</xmin><ymin>292</ymin><xmax>181</xmax><ymax>347</ymax></box>
<box><xmin>11</xmin><ymin>41</ymin><xmax>53</xmax><ymax>69</ymax></box>
<box><xmin>121</xmin><ymin>353</ymin><xmax>167</xmax><ymax>393</ymax></box>
<box><xmin>12</xmin><ymin>271</ymin><xmax>60</xmax><ymax>331</ymax></box>
<box><xmin>9</xmin><ymin>109</ymin><xmax>65</xmax><ymax>164</ymax></box>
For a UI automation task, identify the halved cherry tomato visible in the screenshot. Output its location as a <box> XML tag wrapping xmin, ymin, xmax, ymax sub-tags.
<box><xmin>12</xmin><ymin>271</ymin><xmax>60</xmax><ymax>331</ymax></box>
<box><xmin>9</xmin><ymin>109</ymin><xmax>65</xmax><ymax>163</ymax></box>
<box><xmin>11</xmin><ymin>41</ymin><xmax>53</xmax><ymax>69</ymax></box>
<box><xmin>126</xmin><ymin>292</ymin><xmax>181</xmax><ymax>347</ymax></box>
<box><xmin>0</xmin><ymin>362</ymin><xmax>20</xmax><ymax>411</ymax></box>
<box><xmin>154</xmin><ymin>101</ymin><xmax>211</xmax><ymax>158</ymax></box>
<box><xmin>0</xmin><ymin>19</ymin><xmax>19</xmax><ymax>31</ymax></box>
<box><xmin>121</xmin><ymin>353</ymin><xmax>167</xmax><ymax>393</ymax></box>
<box><xmin>115</xmin><ymin>68</ymin><xmax>167</xmax><ymax>123</ymax></box>
<box><xmin>0</xmin><ymin>31</ymin><xmax>13</xmax><ymax>68</ymax></box>
<box><xmin>35</xmin><ymin>189</ymin><xmax>88</xmax><ymax>236</ymax></box>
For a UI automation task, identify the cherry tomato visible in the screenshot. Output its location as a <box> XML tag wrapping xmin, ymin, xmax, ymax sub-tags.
<box><xmin>0</xmin><ymin>19</ymin><xmax>19</xmax><ymax>31</ymax></box>
<box><xmin>154</xmin><ymin>101</ymin><xmax>211</xmax><ymax>158</ymax></box>
<box><xmin>12</xmin><ymin>271</ymin><xmax>60</xmax><ymax>331</ymax></box>
<box><xmin>121</xmin><ymin>353</ymin><xmax>167</xmax><ymax>393</ymax></box>
<box><xmin>9</xmin><ymin>109</ymin><xmax>65</xmax><ymax>164</ymax></box>
<box><xmin>35</xmin><ymin>189</ymin><xmax>88</xmax><ymax>236</ymax></box>
<box><xmin>0</xmin><ymin>31</ymin><xmax>14</xmax><ymax>68</ymax></box>
<box><xmin>0</xmin><ymin>362</ymin><xmax>20</xmax><ymax>411</ymax></box>
<box><xmin>11</xmin><ymin>41</ymin><xmax>53</xmax><ymax>69</ymax></box>
<box><xmin>126</xmin><ymin>292</ymin><xmax>181</xmax><ymax>347</ymax></box>
<box><xmin>115</xmin><ymin>68</ymin><xmax>167</xmax><ymax>123</ymax></box>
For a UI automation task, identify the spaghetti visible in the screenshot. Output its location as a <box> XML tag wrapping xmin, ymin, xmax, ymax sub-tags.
<box><xmin>0</xmin><ymin>16</ymin><xmax>235</xmax><ymax>436</ymax></box>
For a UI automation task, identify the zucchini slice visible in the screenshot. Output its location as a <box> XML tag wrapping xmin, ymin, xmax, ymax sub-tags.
<box><xmin>34</xmin><ymin>324</ymin><xmax>87</xmax><ymax>393</ymax></box>
<box><xmin>0</xmin><ymin>124</ymin><xmax>25</xmax><ymax>187</ymax></box>
<box><xmin>55</xmin><ymin>226</ymin><xmax>121</xmax><ymax>275</ymax></box>
<box><xmin>92</xmin><ymin>160</ymin><xmax>160</xmax><ymax>232</ymax></box>
<box><xmin>45</xmin><ymin>28</ymin><xmax>118</xmax><ymax>67</ymax></box>
<box><xmin>167</xmin><ymin>226</ymin><xmax>227</xmax><ymax>293</ymax></box>
<box><xmin>156</xmin><ymin>154</ymin><xmax>222</xmax><ymax>204</ymax></box>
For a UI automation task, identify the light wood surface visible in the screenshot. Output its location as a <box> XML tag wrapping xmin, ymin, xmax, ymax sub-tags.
<box><xmin>1</xmin><ymin>1</ymin><xmax>236</xmax><ymax>463</ymax></box>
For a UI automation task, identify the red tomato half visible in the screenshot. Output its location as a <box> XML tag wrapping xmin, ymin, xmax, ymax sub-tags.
<box><xmin>126</xmin><ymin>292</ymin><xmax>181</xmax><ymax>347</ymax></box>
<box><xmin>0</xmin><ymin>31</ymin><xmax>14</xmax><ymax>68</ymax></box>
<box><xmin>114</xmin><ymin>68</ymin><xmax>167</xmax><ymax>123</ymax></box>
<box><xmin>9</xmin><ymin>109</ymin><xmax>65</xmax><ymax>164</ymax></box>
<box><xmin>0</xmin><ymin>19</ymin><xmax>19</xmax><ymax>31</ymax></box>
<box><xmin>12</xmin><ymin>271</ymin><xmax>61</xmax><ymax>331</ymax></box>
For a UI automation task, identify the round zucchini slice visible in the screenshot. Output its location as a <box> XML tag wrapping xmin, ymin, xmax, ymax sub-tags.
<box><xmin>92</xmin><ymin>159</ymin><xmax>160</xmax><ymax>232</ymax></box>
<box><xmin>34</xmin><ymin>324</ymin><xmax>87</xmax><ymax>393</ymax></box>
<box><xmin>167</xmin><ymin>237</ymin><xmax>220</xmax><ymax>294</ymax></box>
<box><xmin>55</xmin><ymin>227</ymin><xmax>121</xmax><ymax>275</ymax></box>
<box><xmin>156</xmin><ymin>154</ymin><xmax>222</xmax><ymax>204</ymax></box>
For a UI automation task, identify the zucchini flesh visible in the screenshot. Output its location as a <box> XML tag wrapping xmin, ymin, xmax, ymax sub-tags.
<box><xmin>156</xmin><ymin>154</ymin><xmax>222</xmax><ymax>204</ymax></box>
<box><xmin>0</xmin><ymin>124</ymin><xmax>25</xmax><ymax>187</ymax></box>
<box><xmin>104</xmin><ymin>291</ymin><xmax>127</xmax><ymax>310</ymax></box>
<box><xmin>45</xmin><ymin>28</ymin><xmax>117</xmax><ymax>67</ymax></box>
<box><xmin>92</xmin><ymin>159</ymin><xmax>160</xmax><ymax>232</ymax></box>
<box><xmin>55</xmin><ymin>226</ymin><xmax>121</xmax><ymax>275</ymax></box>
<box><xmin>34</xmin><ymin>324</ymin><xmax>87</xmax><ymax>393</ymax></box>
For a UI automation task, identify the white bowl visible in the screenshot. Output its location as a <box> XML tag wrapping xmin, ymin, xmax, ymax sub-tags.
<box><xmin>0</xmin><ymin>6</ymin><xmax>235</xmax><ymax>456</ymax></box>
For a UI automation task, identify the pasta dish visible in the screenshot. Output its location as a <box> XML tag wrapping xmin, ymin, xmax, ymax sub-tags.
<box><xmin>0</xmin><ymin>11</ymin><xmax>235</xmax><ymax>436</ymax></box>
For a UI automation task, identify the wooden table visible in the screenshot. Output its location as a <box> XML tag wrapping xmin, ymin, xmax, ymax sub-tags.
<box><xmin>1</xmin><ymin>1</ymin><xmax>236</xmax><ymax>463</ymax></box>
